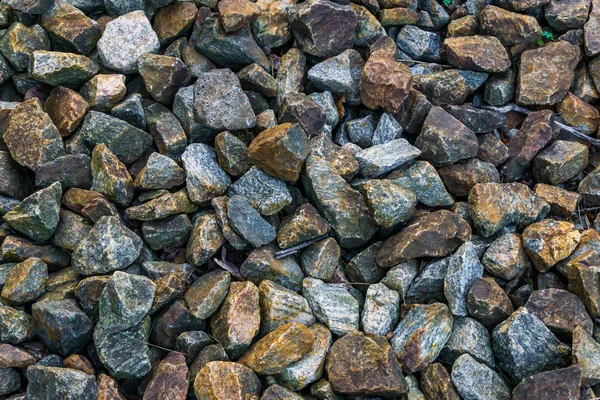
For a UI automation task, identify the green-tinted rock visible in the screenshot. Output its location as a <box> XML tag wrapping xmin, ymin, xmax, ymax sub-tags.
<box><xmin>186</xmin><ymin>212</ymin><xmax>225</xmax><ymax>266</ymax></box>
<box><xmin>215</xmin><ymin>131</ymin><xmax>251</xmax><ymax>177</ymax></box>
<box><xmin>79</xmin><ymin>111</ymin><xmax>153</xmax><ymax>165</ymax></box>
<box><xmin>185</xmin><ymin>270</ymin><xmax>231</xmax><ymax>320</ymax></box>
<box><xmin>389</xmin><ymin>161</ymin><xmax>454</xmax><ymax>207</ymax></box>
<box><xmin>134</xmin><ymin>153</ymin><xmax>185</xmax><ymax>190</ymax></box>
<box><xmin>240</xmin><ymin>244</ymin><xmax>304</xmax><ymax>291</ymax></box>
<box><xmin>302</xmin><ymin>278</ymin><xmax>359</xmax><ymax>336</ymax></box>
<box><xmin>300</xmin><ymin>237</ymin><xmax>340</xmax><ymax>280</ymax></box>
<box><xmin>32</xmin><ymin>299</ymin><xmax>93</xmax><ymax>356</ymax></box>
<box><xmin>3</xmin><ymin>181</ymin><xmax>61</xmax><ymax>242</ymax></box>
<box><xmin>228</xmin><ymin>166</ymin><xmax>292</xmax><ymax>216</ymax></box>
<box><xmin>72</xmin><ymin>216</ymin><xmax>143</xmax><ymax>275</ymax></box>
<box><xmin>90</xmin><ymin>144</ymin><xmax>134</xmax><ymax>207</ymax></box>
<box><xmin>361</xmin><ymin>179</ymin><xmax>417</xmax><ymax>228</ymax></box>
<box><xmin>228</xmin><ymin>195</ymin><xmax>276</xmax><ymax>248</ymax></box>
<box><xmin>182</xmin><ymin>143</ymin><xmax>231</xmax><ymax>205</ymax></box>
<box><xmin>27</xmin><ymin>366</ymin><xmax>98</xmax><ymax>400</ymax></box>
<box><xmin>40</xmin><ymin>2</ymin><xmax>101</xmax><ymax>55</ymax></box>
<box><xmin>28</xmin><ymin>50</ymin><xmax>99</xmax><ymax>88</ymax></box>
<box><xmin>276</xmin><ymin>204</ymin><xmax>328</xmax><ymax>249</ymax></box>
<box><xmin>126</xmin><ymin>189</ymin><xmax>199</xmax><ymax>221</ymax></box>
<box><xmin>142</xmin><ymin>214</ymin><xmax>192</xmax><ymax>251</ymax></box>
<box><xmin>259</xmin><ymin>280</ymin><xmax>315</xmax><ymax>335</ymax></box>
<box><xmin>139</xmin><ymin>54</ymin><xmax>191</xmax><ymax>105</ymax></box>
<box><xmin>532</xmin><ymin>140</ymin><xmax>589</xmax><ymax>185</ymax></box>
<box><xmin>99</xmin><ymin>271</ymin><xmax>156</xmax><ymax>333</ymax></box>
<box><xmin>0</xmin><ymin>305</ymin><xmax>32</xmax><ymax>344</ymax></box>
<box><xmin>94</xmin><ymin>316</ymin><xmax>152</xmax><ymax>379</ymax></box>
<box><xmin>0</xmin><ymin>22</ymin><xmax>50</xmax><ymax>72</ymax></box>
<box><xmin>1</xmin><ymin>257</ymin><xmax>47</xmax><ymax>305</ymax></box>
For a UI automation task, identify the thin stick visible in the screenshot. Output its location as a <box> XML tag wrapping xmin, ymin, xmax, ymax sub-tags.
<box><xmin>481</xmin><ymin>104</ymin><xmax>532</xmax><ymax>115</ymax></box>
<box><xmin>553</xmin><ymin>121</ymin><xmax>600</xmax><ymax>147</ymax></box>
<box><xmin>117</xmin><ymin>332</ymin><xmax>190</xmax><ymax>356</ymax></box>
<box><xmin>274</xmin><ymin>233</ymin><xmax>330</xmax><ymax>259</ymax></box>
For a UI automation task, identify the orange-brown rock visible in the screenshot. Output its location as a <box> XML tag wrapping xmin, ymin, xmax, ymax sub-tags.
<box><xmin>248</xmin><ymin>123</ymin><xmax>309</xmax><ymax>182</ymax></box>
<box><xmin>62</xmin><ymin>354</ymin><xmax>95</xmax><ymax>375</ymax></box>
<box><xmin>44</xmin><ymin>86</ymin><xmax>89</xmax><ymax>136</ymax></box>
<box><xmin>97</xmin><ymin>373</ymin><xmax>126</xmax><ymax>400</ymax></box>
<box><xmin>444</xmin><ymin>35</ymin><xmax>511</xmax><ymax>73</ymax></box>
<box><xmin>238</xmin><ymin>322</ymin><xmax>314</xmax><ymax>374</ymax></box>
<box><xmin>210</xmin><ymin>281</ymin><xmax>260</xmax><ymax>359</ymax></box>
<box><xmin>194</xmin><ymin>361</ymin><xmax>261</xmax><ymax>400</ymax></box>
<box><xmin>522</xmin><ymin>219</ymin><xmax>581</xmax><ymax>272</ymax></box>
<box><xmin>218</xmin><ymin>0</ymin><xmax>260</xmax><ymax>32</ymax></box>
<box><xmin>376</xmin><ymin>210</ymin><xmax>471</xmax><ymax>268</ymax></box>
<box><xmin>326</xmin><ymin>332</ymin><xmax>408</xmax><ymax>397</ymax></box>
<box><xmin>0</xmin><ymin>343</ymin><xmax>36</xmax><ymax>368</ymax></box>
<box><xmin>360</xmin><ymin>50</ymin><xmax>412</xmax><ymax>114</ymax></box>
<box><xmin>557</xmin><ymin>92</ymin><xmax>600</xmax><ymax>135</ymax></box>
<box><xmin>420</xmin><ymin>363</ymin><xmax>461</xmax><ymax>400</ymax></box>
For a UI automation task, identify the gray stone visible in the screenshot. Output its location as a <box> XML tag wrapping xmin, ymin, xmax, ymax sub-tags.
<box><xmin>361</xmin><ymin>283</ymin><xmax>400</xmax><ymax>336</ymax></box>
<box><xmin>372</xmin><ymin>113</ymin><xmax>403</xmax><ymax>146</ymax></box>
<box><xmin>0</xmin><ymin>22</ymin><xmax>50</xmax><ymax>72</ymax></box>
<box><xmin>181</xmin><ymin>144</ymin><xmax>231</xmax><ymax>205</ymax></box>
<box><xmin>98</xmin><ymin>271</ymin><xmax>156</xmax><ymax>333</ymax></box>
<box><xmin>302</xmin><ymin>155</ymin><xmax>377</xmax><ymax>248</ymax></box>
<box><xmin>94</xmin><ymin>316</ymin><xmax>152</xmax><ymax>379</ymax></box>
<box><xmin>572</xmin><ymin>325</ymin><xmax>600</xmax><ymax>386</ymax></box>
<box><xmin>396</xmin><ymin>25</ymin><xmax>442</xmax><ymax>62</ymax></box>
<box><xmin>302</xmin><ymin>278</ymin><xmax>360</xmax><ymax>336</ymax></box>
<box><xmin>484</xmin><ymin>70</ymin><xmax>516</xmax><ymax>106</ymax></box>
<box><xmin>444</xmin><ymin>242</ymin><xmax>484</xmax><ymax>316</ymax></box>
<box><xmin>0</xmin><ymin>306</ymin><xmax>31</xmax><ymax>344</ymax></box>
<box><xmin>90</xmin><ymin>144</ymin><xmax>133</xmax><ymax>207</ymax></box>
<box><xmin>32</xmin><ymin>299</ymin><xmax>93</xmax><ymax>356</ymax></box>
<box><xmin>482</xmin><ymin>233</ymin><xmax>530</xmax><ymax>281</ymax></box>
<box><xmin>185</xmin><ymin>270</ymin><xmax>231</xmax><ymax>320</ymax></box>
<box><xmin>451</xmin><ymin>354</ymin><xmax>510</xmax><ymax>400</ymax></box>
<box><xmin>389</xmin><ymin>161</ymin><xmax>454</xmax><ymax>207</ymax></box>
<box><xmin>355</xmin><ymin>139</ymin><xmax>421</xmax><ymax>178</ymax></box>
<box><xmin>259</xmin><ymin>280</ymin><xmax>315</xmax><ymax>335</ymax></box>
<box><xmin>361</xmin><ymin>179</ymin><xmax>417</xmax><ymax>228</ymax></box>
<box><xmin>0</xmin><ymin>367</ymin><xmax>20</xmax><ymax>396</ymax></box>
<box><xmin>72</xmin><ymin>216</ymin><xmax>143</xmax><ymax>276</ymax></box>
<box><xmin>1</xmin><ymin>258</ymin><xmax>47</xmax><ymax>305</ymax></box>
<box><xmin>240</xmin><ymin>245</ymin><xmax>304</xmax><ymax>292</ymax></box>
<box><xmin>492</xmin><ymin>307</ymin><xmax>571</xmax><ymax>381</ymax></box>
<box><xmin>390</xmin><ymin>303</ymin><xmax>453</xmax><ymax>374</ymax></box>
<box><xmin>300</xmin><ymin>237</ymin><xmax>340</xmax><ymax>281</ymax></box>
<box><xmin>380</xmin><ymin>260</ymin><xmax>418</xmax><ymax>299</ymax></box>
<box><xmin>228</xmin><ymin>195</ymin><xmax>276</xmax><ymax>247</ymax></box>
<box><xmin>134</xmin><ymin>153</ymin><xmax>186</xmax><ymax>190</ymax></box>
<box><xmin>79</xmin><ymin>111</ymin><xmax>153</xmax><ymax>165</ymax></box>
<box><xmin>307</xmin><ymin>49</ymin><xmax>363</xmax><ymax>95</ymax></box>
<box><xmin>3</xmin><ymin>182</ymin><xmax>61</xmax><ymax>242</ymax></box>
<box><xmin>440</xmin><ymin>317</ymin><xmax>495</xmax><ymax>368</ymax></box>
<box><xmin>35</xmin><ymin>154</ymin><xmax>92</xmax><ymax>190</ymax></box>
<box><xmin>194</xmin><ymin>69</ymin><xmax>256</xmax><ymax>131</ymax></box>
<box><xmin>228</xmin><ymin>167</ymin><xmax>292</xmax><ymax>216</ymax></box>
<box><xmin>143</xmin><ymin>102</ymin><xmax>188</xmax><ymax>161</ymax></box>
<box><xmin>346</xmin><ymin>115</ymin><xmax>376</xmax><ymax>148</ymax></box>
<box><xmin>28</xmin><ymin>50</ymin><xmax>99</xmax><ymax>88</ymax></box>
<box><xmin>142</xmin><ymin>214</ymin><xmax>192</xmax><ymax>251</ymax></box>
<box><xmin>111</xmin><ymin>94</ymin><xmax>146</xmax><ymax>130</ymax></box>
<box><xmin>97</xmin><ymin>11</ymin><xmax>160</xmax><ymax>73</ymax></box>
<box><xmin>26</xmin><ymin>366</ymin><xmax>98</xmax><ymax>400</ymax></box>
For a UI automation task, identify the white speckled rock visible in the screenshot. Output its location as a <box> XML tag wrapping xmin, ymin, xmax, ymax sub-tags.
<box><xmin>361</xmin><ymin>283</ymin><xmax>400</xmax><ymax>336</ymax></box>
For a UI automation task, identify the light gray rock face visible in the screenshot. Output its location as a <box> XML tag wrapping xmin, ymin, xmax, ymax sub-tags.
<box><xmin>302</xmin><ymin>278</ymin><xmax>360</xmax><ymax>336</ymax></box>
<box><xmin>444</xmin><ymin>242</ymin><xmax>484</xmax><ymax>316</ymax></box>
<box><xmin>354</xmin><ymin>139</ymin><xmax>421</xmax><ymax>177</ymax></box>
<box><xmin>492</xmin><ymin>307</ymin><xmax>571</xmax><ymax>381</ymax></box>
<box><xmin>228</xmin><ymin>166</ymin><xmax>292</xmax><ymax>216</ymax></box>
<box><xmin>307</xmin><ymin>49</ymin><xmax>363</xmax><ymax>95</ymax></box>
<box><xmin>181</xmin><ymin>144</ymin><xmax>231</xmax><ymax>205</ymax></box>
<box><xmin>372</xmin><ymin>113</ymin><xmax>403</xmax><ymax>146</ymax></box>
<box><xmin>390</xmin><ymin>303</ymin><xmax>453</xmax><ymax>374</ymax></box>
<box><xmin>72</xmin><ymin>216</ymin><xmax>143</xmax><ymax>276</ymax></box>
<box><xmin>97</xmin><ymin>11</ymin><xmax>160</xmax><ymax>73</ymax></box>
<box><xmin>380</xmin><ymin>260</ymin><xmax>418</xmax><ymax>299</ymax></box>
<box><xmin>98</xmin><ymin>271</ymin><xmax>157</xmax><ymax>333</ymax></box>
<box><xmin>194</xmin><ymin>69</ymin><xmax>256</xmax><ymax>131</ymax></box>
<box><xmin>451</xmin><ymin>354</ymin><xmax>511</xmax><ymax>400</ymax></box>
<box><xmin>275</xmin><ymin>323</ymin><xmax>332</xmax><ymax>391</ymax></box>
<box><xmin>406</xmin><ymin>257</ymin><xmax>451</xmax><ymax>304</ymax></box>
<box><xmin>361</xmin><ymin>283</ymin><xmax>400</xmax><ymax>336</ymax></box>
<box><xmin>439</xmin><ymin>317</ymin><xmax>495</xmax><ymax>368</ymax></box>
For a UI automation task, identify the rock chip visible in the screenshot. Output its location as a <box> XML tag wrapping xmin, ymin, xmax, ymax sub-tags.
<box><xmin>420</xmin><ymin>363</ymin><xmax>461</xmax><ymax>400</ymax></box>
<box><xmin>302</xmin><ymin>278</ymin><xmax>360</xmax><ymax>336</ymax></box>
<box><xmin>415</xmin><ymin>106</ymin><xmax>478</xmax><ymax>167</ymax></box>
<box><xmin>0</xmin><ymin>306</ymin><xmax>32</xmax><ymax>344</ymax></box>
<box><xmin>27</xmin><ymin>366</ymin><xmax>98</xmax><ymax>400</ymax></box>
<box><xmin>522</xmin><ymin>219</ymin><xmax>580</xmax><ymax>272</ymax></box>
<box><xmin>0</xmin><ymin>22</ymin><xmax>50</xmax><ymax>72</ymax></box>
<box><xmin>185</xmin><ymin>270</ymin><xmax>230</xmax><ymax>320</ymax></box>
<box><xmin>389</xmin><ymin>161</ymin><xmax>454</xmax><ymax>207</ymax></box>
<box><xmin>517</xmin><ymin>41</ymin><xmax>580</xmax><ymax>106</ymax></box>
<box><xmin>572</xmin><ymin>325</ymin><xmax>600</xmax><ymax>386</ymax></box>
<box><xmin>142</xmin><ymin>353</ymin><xmax>188</xmax><ymax>400</ymax></box>
<box><xmin>327</xmin><ymin>332</ymin><xmax>408</xmax><ymax>396</ymax></box>
<box><xmin>1</xmin><ymin>257</ymin><xmax>47</xmax><ymax>305</ymax></box>
<box><xmin>3</xmin><ymin>182</ymin><xmax>61</xmax><ymax>242</ymax></box>
<box><xmin>289</xmin><ymin>0</ymin><xmax>357</xmax><ymax>58</ymax></box>
<box><xmin>361</xmin><ymin>179</ymin><xmax>417</xmax><ymax>228</ymax></box>
<box><xmin>532</xmin><ymin>140</ymin><xmax>589</xmax><ymax>185</ymax></box>
<box><xmin>228</xmin><ymin>195</ymin><xmax>276</xmax><ymax>247</ymax></box>
<box><xmin>438</xmin><ymin>159</ymin><xmax>500</xmax><ymax>197</ymax></box>
<box><xmin>228</xmin><ymin>167</ymin><xmax>292</xmax><ymax>215</ymax></box>
<box><xmin>512</xmin><ymin>365</ymin><xmax>582</xmax><ymax>400</ymax></box>
<box><xmin>248</xmin><ymin>123</ymin><xmax>309</xmax><ymax>182</ymax></box>
<box><xmin>28</xmin><ymin>50</ymin><xmax>99</xmax><ymax>88</ymax></box>
<box><xmin>44</xmin><ymin>87</ymin><xmax>89</xmax><ymax>136</ymax></box>
<box><xmin>354</xmin><ymin>139</ymin><xmax>420</xmax><ymax>177</ymax></box>
<box><xmin>81</xmin><ymin>74</ymin><xmax>126</xmax><ymax>112</ymax></box>
<box><xmin>492</xmin><ymin>307</ymin><xmax>571</xmax><ymax>381</ymax></box>
<box><xmin>302</xmin><ymin>155</ymin><xmax>377</xmax><ymax>248</ymax></box>
<box><xmin>72</xmin><ymin>216</ymin><xmax>142</xmax><ymax>276</ymax></box>
<box><xmin>4</xmin><ymin>98</ymin><xmax>64</xmax><ymax>171</ymax></box>
<box><xmin>194</xmin><ymin>361</ymin><xmax>261</xmax><ymax>400</ymax></box>
<box><xmin>444</xmin><ymin>36</ymin><xmax>511</xmax><ymax>73</ymax></box>
<box><xmin>361</xmin><ymin>283</ymin><xmax>400</xmax><ymax>336</ymax></box>
<box><xmin>139</xmin><ymin>54</ymin><xmax>191</xmax><ymax>105</ymax></box>
<box><xmin>182</xmin><ymin>144</ymin><xmax>231</xmax><ymax>205</ymax></box>
<box><xmin>468</xmin><ymin>183</ymin><xmax>549</xmax><ymax>237</ymax></box>
<box><xmin>482</xmin><ymin>233</ymin><xmax>530</xmax><ymax>280</ymax></box>
<box><xmin>259</xmin><ymin>280</ymin><xmax>315</xmax><ymax>335</ymax></box>
<box><xmin>444</xmin><ymin>242</ymin><xmax>484</xmax><ymax>316</ymax></box>
<box><xmin>276</xmin><ymin>204</ymin><xmax>328</xmax><ymax>249</ymax></box>
<box><xmin>210</xmin><ymin>281</ymin><xmax>260</xmax><ymax>359</ymax></box>
<box><xmin>451</xmin><ymin>354</ymin><xmax>510</xmax><ymax>400</ymax></box>
<box><xmin>97</xmin><ymin>11</ymin><xmax>160</xmax><ymax>73</ymax></box>
<box><xmin>376</xmin><ymin>210</ymin><xmax>471</xmax><ymax>268</ymax></box>
<box><xmin>90</xmin><ymin>144</ymin><xmax>133</xmax><ymax>207</ymax></box>
<box><xmin>194</xmin><ymin>68</ymin><xmax>256</xmax><ymax>131</ymax></box>
<box><xmin>390</xmin><ymin>303</ymin><xmax>453</xmax><ymax>374</ymax></box>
